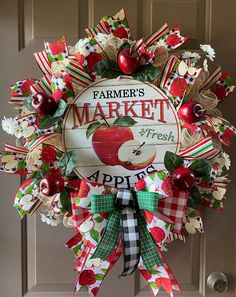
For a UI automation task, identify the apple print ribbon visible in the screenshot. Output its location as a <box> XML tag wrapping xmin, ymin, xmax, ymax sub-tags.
<box><xmin>200</xmin><ymin>66</ymin><xmax>235</xmax><ymax>101</ymax></box>
<box><xmin>90</xmin><ymin>189</ymin><xmax>163</xmax><ymax>276</ymax></box>
<box><xmin>9</xmin><ymin>78</ymin><xmax>39</xmax><ymax>106</ymax></box>
<box><xmin>85</xmin><ymin>9</ymin><xmax>132</xmax><ymax>40</ymax></box>
<box><xmin>145</xmin><ymin>24</ymin><xmax>187</xmax><ymax>50</ymax></box>
<box><xmin>34</xmin><ymin>37</ymin><xmax>93</xmax><ymax>90</ymax></box>
<box><xmin>160</xmin><ymin>56</ymin><xmax>203</xmax><ymax>106</ymax></box>
<box><xmin>0</xmin><ymin>145</ymin><xmax>29</xmax><ymax>174</ymax></box>
<box><xmin>16</xmin><ymin>113</ymin><xmax>61</xmax><ymax>142</ymax></box>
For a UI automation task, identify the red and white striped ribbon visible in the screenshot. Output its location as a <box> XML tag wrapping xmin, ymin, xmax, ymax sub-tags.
<box><xmin>145</xmin><ymin>23</ymin><xmax>169</xmax><ymax>47</ymax></box>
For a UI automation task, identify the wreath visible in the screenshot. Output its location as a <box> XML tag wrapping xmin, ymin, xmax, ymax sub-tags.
<box><xmin>1</xmin><ymin>9</ymin><xmax>235</xmax><ymax>297</ymax></box>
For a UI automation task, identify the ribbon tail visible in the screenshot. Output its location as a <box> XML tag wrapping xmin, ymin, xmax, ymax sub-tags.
<box><xmin>91</xmin><ymin>210</ymin><xmax>120</xmax><ymax>260</ymax></box>
<box><xmin>138</xmin><ymin>215</ymin><xmax>163</xmax><ymax>272</ymax></box>
<box><xmin>119</xmin><ymin>207</ymin><xmax>140</xmax><ymax>276</ymax></box>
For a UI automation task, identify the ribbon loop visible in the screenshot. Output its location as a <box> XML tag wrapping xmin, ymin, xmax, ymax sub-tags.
<box><xmin>135</xmin><ymin>191</ymin><xmax>161</xmax><ymax>212</ymax></box>
<box><xmin>91</xmin><ymin>194</ymin><xmax>116</xmax><ymax>214</ymax></box>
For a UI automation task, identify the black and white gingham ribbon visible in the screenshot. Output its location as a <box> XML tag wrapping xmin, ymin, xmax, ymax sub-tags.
<box><xmin>116</xmin><ymin>189</ymin><xmax>140</xmax><ymax>276</ymax></box>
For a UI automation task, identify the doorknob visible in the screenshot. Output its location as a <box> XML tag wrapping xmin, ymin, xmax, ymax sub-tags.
<box><xmin>207</xmin><ymin>272</ymin><xmax>228</xmax><ymax>293</ymax></box>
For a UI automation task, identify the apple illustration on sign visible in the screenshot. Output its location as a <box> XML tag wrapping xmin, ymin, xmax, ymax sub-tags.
<box><xmin>86</xmin><ymin>116</ymin><xmax>156</xmax><ymax>170</ymax></box>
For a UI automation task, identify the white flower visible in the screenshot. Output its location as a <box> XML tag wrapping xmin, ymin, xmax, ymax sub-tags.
<box><xmin>49</xmin><ymin>215</ymin><xmax>61</xmax><ymax>227</ymax></box>
<box><xmin>1</xmin><ymin>117</ymin><xmax>20</xmax><ymax>136</ymax></box>
<box><xmin>222</xmin><ymin>152</ymin><xmax>231</xmax><ymax>170</ymax></box>
<box><xmin>40</xmin><ymin>213</ymin><xmax>51</xmax><ymax>224</ymax></box>
<box><xmin>203</xmin><ymin>59</ymin><xmax>208</xmax><ymax>72</ymax></box>
<box><xmin>40</xmin><ymin>212</ymin><xmax>61</xmax><ymax>227</ymax></box>
<box><xmin>181</xmin><ymin>51</ymin><xmax>201</xmax><ymax>66</ymax></box>
<box><xmin>200</xmin><ymin>44</ymin><xmax>216</xmax><ymax>61</ymax></box>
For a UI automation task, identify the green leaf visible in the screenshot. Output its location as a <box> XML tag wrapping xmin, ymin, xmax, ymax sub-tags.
<box><xmin>23</xmin><ymin>96</ymin><xmax>34</xmax><ymax>111</ymax></box>
<box><xmin>60</xmin><ymin>189</ymin><xmax>72</xmax><ymax>213</ymax></box>
<box><xmin>149</xmin><ymin>282</ymin><xmax>158</xmax><ymax>289</ymax></box>
<box><xmin>96</xmin><ymin>274</ymin><xmax>104</xmax><ymax>281</ymax></box>
<box><xmin>187</xmin><ymin>186</ymin><xmax>202</xmax><ymax>210</ymax></box>
<box><xmin>189</xmin><ymin>159</ymin><xmax>211</xmax><ymax>177</ymax></box>
<box><xmin>38</xmin><ymin>116</ymin><xmax>58</xmax><ymax>129</ymax></box>
<box><xmin>86</xmin><ymin>122</ymin><xmax>103</xmax><ymax>139</ymax></box>
<box><xmin>113</xmin><ymin>116</ymin><xmax>137</xmax><ymax>127</ymax></box>
<box><xmin>132</xmin><ymin>64</ymin><xmax>161</xmax><ymax>82</ymax></box>
<box><xmin>94</xmin><ymin>216</ymin><xmax>104</xmax><ymax>224</ymax></box>
<box><xmin>164</xmin><ymin>151</ymin><xmax>184</xmax><ymax>173</ymax></box>
<box><xmin>117</xmin><ymin>42</ymin><xmax>130</xmax><ymax>56</ymax></box>
<box><xmin>59</xmin><ymin>151</ymin><xmax>77</xmax><ymax>176</ymax></box>
<box><xmin>53</xmin><ymin>99</ymin><xmax>68</xmax><ymax>117</ymax></box>
<box><xmin>94</xmin><ymin>59</ymin><xmax>120</xmax><ymax>78</ymax></box>
<box><xmin>90</xmin><ymin>228</ymin><xmax>99</xmax><ymax>243</ymax></box>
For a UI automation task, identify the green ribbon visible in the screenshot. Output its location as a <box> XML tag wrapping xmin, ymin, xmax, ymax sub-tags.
<box><xmin>91</xmin><ymin>191</ymin><xmax>163</xmax><ymax>272</ymax></box>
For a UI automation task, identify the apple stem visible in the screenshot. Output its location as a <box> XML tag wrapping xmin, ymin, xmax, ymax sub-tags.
<box><xmin>101</xmin><ymin>116</ymin><xmax>110</xmax><ymax>127</ymax></box>
<box><xmin>133</xmin><ymin>142</ymin><xmax>145</xmax><ymax>155</ymax></box>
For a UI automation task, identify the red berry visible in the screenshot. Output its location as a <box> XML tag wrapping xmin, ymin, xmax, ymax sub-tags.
<box><xmin>41</xmin><ymin>146</ymin><xmax>57</xmax><ymax>164</ymax></box>
<box><xmin>79</xmin><ymin>270</ymin><xmax>96</xmax><ymax>286</ymax></box>
<box><xmin>172</xmin><ymin>167</ymin><xmax>196</xmax><ymax>190</ymax></box>
<box><xmin>149</xmin><ymin>227</ymin><xmax>166</xmax><ymax>243</ymax></box>
<box><xmin>178</xmin><ymin>99</ymin><xmax>205</xmax><ymax>123</ymax></box>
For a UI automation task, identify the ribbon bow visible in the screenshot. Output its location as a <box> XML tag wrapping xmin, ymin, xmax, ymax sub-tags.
<box><xmin>91</xmin><ymin>189</ymin><xmax>162</xmax><ymax>276</ymax></box>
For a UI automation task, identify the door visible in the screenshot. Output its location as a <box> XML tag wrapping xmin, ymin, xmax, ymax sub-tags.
<box><xmin>0</xmin><ymin>0</ymin><xmax>235</xmax><ymax>296</ymax></box>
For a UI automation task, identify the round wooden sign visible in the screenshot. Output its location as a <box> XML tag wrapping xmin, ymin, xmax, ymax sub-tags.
<box><xmin>63</xmin><ymin>77</ymin><xmax>181</xmax><ymax>187</ymax></box>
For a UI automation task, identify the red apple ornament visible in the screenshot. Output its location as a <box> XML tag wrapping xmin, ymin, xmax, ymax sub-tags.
<box><xmin>32</xmin><ymin>92</ymin><xmax>58</xmax><ymax>116</ymax></box>
<box><xmin>39</xmin><ymin>173</ymin><xmax>64</xmax><ymax>196</ymax></box>
<box><xmin>178</xmin><ymin>99</ymin><xmax>205</xmax><ymax>123</ymax></box>
<box><xmin>118</xmin><ymin>47</ymin><xmax>141</xmax><ymax>74</ymax></box>
<box><xmin>172</xmin><ymin>167</ymin><xmax>196</xmax><ymax>190</ymax></box>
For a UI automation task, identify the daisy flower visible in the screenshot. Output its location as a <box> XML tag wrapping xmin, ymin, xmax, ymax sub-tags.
<box><xmin>200</xmin><ymin>44</ymin><xmax>216</xmax><ymax>61</ymax></box>
<box><xmin>221</xmin><ymin>152</ymin><xmax>231</xmax><ymax>170</ymax></box>
<box><xmin>203</xmin><ymin>59</ymin><xmax>208</xmax><ymax>72</ymax></box>
<box><xmin>1</xmin><ymin>117</ymin><xmax>20</xmax><ymax>136</ymax></box>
